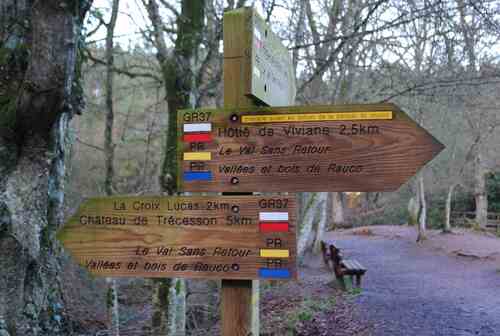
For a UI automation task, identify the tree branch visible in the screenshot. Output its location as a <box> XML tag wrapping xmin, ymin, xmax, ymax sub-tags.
<box><xmin>84</xmin><ymin>47</ymin><xmax>162</xmax><ymax>82</ymax></box>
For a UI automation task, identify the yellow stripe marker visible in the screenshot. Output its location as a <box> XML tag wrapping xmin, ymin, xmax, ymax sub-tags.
<box><xmin>242</xmin><ymin>111</ymin><xmax>393</xmax><ymax>123</ymax></box>
<box><xmin>260</xmin><ymin>249</ymin><xmax>290</xmax><ymax>258</ymax></box>
<box><xmin>183</xmin><ymin>152</ymin><xmax>212</xmax><ymax>161</ymax></box>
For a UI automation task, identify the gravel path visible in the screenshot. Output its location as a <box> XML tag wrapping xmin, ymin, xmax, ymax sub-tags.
<box><xmin>326</xmin><ymin>233</ymin><xmax>500</xmax><ymax>336</ymax></box>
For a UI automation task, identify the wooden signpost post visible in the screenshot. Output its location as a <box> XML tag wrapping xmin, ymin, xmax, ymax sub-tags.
<box><xmin>219</xmin><ymin>8</ymin><xmax>298</xmax><ymax>335</ymax></box>
<box><xmin>57</xmin><ymin>195</ymin><xmax>296</xmax><ymax>280</ymax></box>
<box><xmin>58</xmin><ymin>6</ymin><xmax>444</xmax><ymax>336</ymax></box>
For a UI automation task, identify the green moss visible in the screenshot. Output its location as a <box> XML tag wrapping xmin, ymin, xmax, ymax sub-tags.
<box><xmin>106</xmin><ymin>286</ymin><xmax>115</xmax><ymax>308</ymax></box>
<box><xmin>40</xmin><ymin>225</ymin><xmax>51</xmax><ymax>248</ymax></box>
<box><xmin>175</xmin><ymin>279</ymin><xmax>182</xmax><ymax>295</ymax></box>
<box><xmin>0</xmin><ymin>92</ymin><xmax>16</xmax><ymax>129</ymax></box>
<box><xmin>0</xmin><ymin>43</ymin><xmax>30</xmax><ymax>130</ymax></box>
<box><xmin>0</xmin><ymin>47</ymin><xmax>9</xmax><ymax>65</ymax></box>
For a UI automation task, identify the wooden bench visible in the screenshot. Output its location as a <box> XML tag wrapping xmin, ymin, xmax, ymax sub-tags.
<box><xmin>321</xmin><ymin>240</ymin><xmax>367</xmax><ymax>289</ymax></box>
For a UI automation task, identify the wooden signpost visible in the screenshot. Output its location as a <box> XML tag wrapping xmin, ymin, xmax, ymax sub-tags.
<box><xmin>220</xmin><ymin>8</ymin><xmax>298</xmax><ymax>335</ymax></box>
<box><xmin>178</xmin><ymin>103</ymin><xmax>444</xmax><ymax>192</ymax></box>
<box><xmin>58</xmin><ymin>6</ymin><xmax>443</xmax><ymax>336</ymax></box>
<box><xmin>57</xmin><ymin>195</ymin><xmax>296</xmax><ymax>280</ymax></box>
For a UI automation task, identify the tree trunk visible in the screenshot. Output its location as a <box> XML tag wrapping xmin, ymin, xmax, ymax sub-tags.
<box><xmin>297</xmin><ymin>193</ymin><xmax>318</xmax><ymax>259</ymax></box>
<box><xmin>104</xmin><ymin>1</ymin><xmax>121</xmax><ymax>334</ymax></box>
<box><xmin>408</xmin><ymin>197</ymin><xmax>419</xmax><ymax>226</ymax></box>
<box><xmin>174</xmin><ymin>279</ymin><xmax>186</xmax><ymax>336</ymax></box>
<box><xmin>416</xmin><ymin>175</ymin><xmax>427</xmax><ymax>242</ymax></box>
<box><xmin>0</xmin><ymin>1</ymin><xmax>91</xmax><ymax>334</ymax></box>
<box><xmin>106</xmin><ymin>278</ymin><xmax>120</xmax><ymax>336</ymax></box>
<box><xmin>443</xmin><ymin>183</ymin><xmax>457</xmax><ymax>233</ymax></box>
<box><xmin>332</xmin><ymin>192</ymin><xmax>344</xmax><ymax>229</ymax></box>
<box><xmin>145</xmin><ymin>1</ymin><xmax>205</xmax><ymax>334</ymax></box>
<box><xmin>474</xmin><ymin>152</ymin><xmax>488</xmax><ymax>228</ymax></box>
<box><xmin>312</xmin><ymin>192</ymin><xmax>330</xmax><ymax>254</ymax></box>
<box><xmin>104</xmin><ymin>0</ymin><xmax>120</xmax><ymax>196</ymax></box>
<box><xmin>297</xmin><ymin>192</ymin><xmax>330</xmax><ymax>259</ymax></box>
<box><xmin>151</xmin><ymin>279</ymin><xmax>172</xmax><ymax>335</ymax></box>
<box><xmin>147</xmin><ymin>0</ymin><xmax>205</xmax><ymax>194</ymax></box>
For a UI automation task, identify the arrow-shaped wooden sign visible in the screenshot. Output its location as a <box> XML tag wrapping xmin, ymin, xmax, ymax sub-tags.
<box><xmin>177</xmin><ymin>103</ymin><xmax>444</xmax><ymax>192</ymax></box>
<box><xmin>57</xmin><ymin>195</ymin><xmax>296</xmax><ymax>280</ymax></box>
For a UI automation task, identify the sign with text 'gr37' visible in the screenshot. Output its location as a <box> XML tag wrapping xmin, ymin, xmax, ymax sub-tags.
<box><xmin>178</xmin><ymin>103</ymin><xmax>444</xmax><ymax>192</ymax></box>
<box><xmin>57</xmin><ymin>196</ymin><xmax>296</xmax><ymax>280</ymax></box>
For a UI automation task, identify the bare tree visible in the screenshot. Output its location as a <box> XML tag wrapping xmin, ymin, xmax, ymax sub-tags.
<box><xmin>104</xmin><ymin>0</ymin><xmax>121</xmax><ymax>334</ymax></box>
<box><xmin>143</xmin><ymin>1</ymin><xmax>206</xmax><ymax>334</ymax></box>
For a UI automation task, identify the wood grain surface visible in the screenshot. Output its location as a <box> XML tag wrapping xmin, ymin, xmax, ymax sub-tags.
<box><xmin>57</xmin><ymin>195</ymin><xmax>296</xmax><ymax>280</ymax></box>
<box><xmin>178</xmin><ymin>103</ymin><xmax>445</xmax><ymax>192</ymax></box>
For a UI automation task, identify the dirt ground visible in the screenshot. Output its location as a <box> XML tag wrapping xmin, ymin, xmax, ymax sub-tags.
<box><xmin>260</xmin><ymin>225</ymin><xmax>500</xmax><ymax>336</ymax></box>
<box><xmin>342</xmin><ymin>225</ymin><xmax>500</xmax><ymax>262</ymax></box>
<box><xmin>260</xmin><ymin>262</ymin><xmax>371</xmax><ymax>336</ymax></box>
<box><xmin>328</xmin><ymin>225</ymin><xmax>500</xmax><ymax>336</ymax></box>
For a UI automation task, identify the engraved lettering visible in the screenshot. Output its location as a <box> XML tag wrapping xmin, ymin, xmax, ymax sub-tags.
<box><xmin>218</xmin><ymin>164</ymin><xmax>255</xmax><ymax>174</ymax></box>
<box><xmin>156</xmin><ymin>216</ymin><xmax>217</xmax><ymax>226</ymax></box>
<box><xmin>86</xmin><ymin>259</ymin><xmax>122</xmax><ymax>270</ymax></box>
<box><xmin>293</xmin><ymin>145</ymin><xmax>331</xmax><ymax>155</ymax></box>
<box><xmin>218</xmin><ymin>127</ymin><xmax>250</xmax><ymax>137</ymax></box>
<box><xmin>327</xmin><ymin>163</ymin><xmax>363</xmax><ymax>174</ymax></box>
<box><xmin>80</xmin><ymin>216</ymin><xmax>126</xmax><ymax>225</ymax></box>
<box><xmin>283</xmin><ymin>126</ymin><xmax>330</xmax><ymax>136</ymax></box>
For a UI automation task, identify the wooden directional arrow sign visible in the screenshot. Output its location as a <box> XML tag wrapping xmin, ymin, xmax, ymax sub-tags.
<box><xmin>178</xmin><ymin>103</ymin><xmax>444</xmax><ymax>192</ymax></box>
<box><xmin>57</xmin><ymin>195</ymin><xmax>296</xmax><ymax>280</ymax></box>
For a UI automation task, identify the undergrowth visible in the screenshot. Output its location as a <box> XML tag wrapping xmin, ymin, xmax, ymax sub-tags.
<box><xmin>285</xmin><ymin>297</ymin><xmax>337</xmax><ymax>331</ymax></box>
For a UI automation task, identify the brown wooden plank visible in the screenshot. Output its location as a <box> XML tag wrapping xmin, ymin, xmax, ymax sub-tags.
<box><xmin>223</xmin><ymin>7</ymin><xmax>255</xmax><ymax>108</ymax></box>
<box><xmin>57</xmin><ymin>195</ymin><xmax>297</xmax><ymax>280</ymax></box>
<box><xmin>221</xmin><ymin>279</ymin><xmax>255</xmax><ymax>336</ymax></box>
<box><xmin>177</xmin><ymin>104</ymin><xmax>444</xmax><ymax>192</ymax></box>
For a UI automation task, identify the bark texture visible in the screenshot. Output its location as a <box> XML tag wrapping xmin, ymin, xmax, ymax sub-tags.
<box><xmin>312</xmin><ymin>192</ymin><xmax>331</xmax><ymax>254</ymax></box>
<box><xmin>0</xmin><ymin>1</ymin><xmax>91</xmax><ymax>334</ymax></box>
<box><xmin>104</xmin><ymin>0</ymin><xmax>120</xmax><ymax>196</ymax></box>
<box><xmin>297</xmin><ymin>193</ymin><xmax>330</xmax><ymax>260</ymax></box>
<box><xmin>474</xmin><ymin>152</ymin><xmax>488</xmax><ymax>228</ymax></box>
<box><xmin>408</xmin><ymin>197</ymin><xmax>419</xmax><ymax>226</ymax></box>
<box><xmin>416</xmin><ymin>175</ymin><xmax>427</xmax><ymax>242</ymax></box>
<box><xmin>444</xmin><ymin>183</ymin><xmax>457</xmax><ymax>233</ymax></box>
<box><xmin>151</xmin><ymin>278</ymin><xmax>185</xmax><ymax>336</ymax></box>
<box><xmin>146</xmin><ymin>0</ymin><xmax>205</xmax><ymax>194</ymax></box>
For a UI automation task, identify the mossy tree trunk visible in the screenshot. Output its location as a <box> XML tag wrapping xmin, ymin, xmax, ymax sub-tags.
<box><xmin>144</xmin><ymin>1</ymin><xmax>205</xmax><ymax>335</ymax></box>
<box><xmin>145</xmin><ymin>0</ymin><xmax>205</xmax><ymax>195</ymax></box>
<box><xmin>0</xmin><ymin>1</ymin><xmax>91</xmax><ymax>335</ymax></box>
